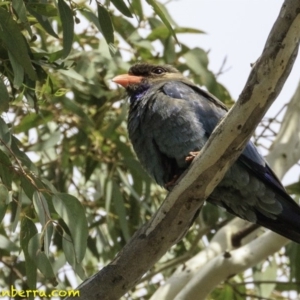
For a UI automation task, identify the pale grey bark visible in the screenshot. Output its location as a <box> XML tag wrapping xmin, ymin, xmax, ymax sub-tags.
<box><xmin>267</xmin><ymin>81</ymin><xmax>300</xmax><ymax>178</ymax></box>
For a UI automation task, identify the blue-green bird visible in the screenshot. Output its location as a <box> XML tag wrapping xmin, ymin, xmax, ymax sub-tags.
<box><xmin>113</xmin><ymin>63</ymin><xmax>300</xmax><ymax>243</ymax></box>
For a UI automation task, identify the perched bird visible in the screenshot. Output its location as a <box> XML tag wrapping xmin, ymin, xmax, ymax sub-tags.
<box><xmin>113</xmin><ymin>63</ymin><xmax>300</xmax><ymax>243</ymax></box>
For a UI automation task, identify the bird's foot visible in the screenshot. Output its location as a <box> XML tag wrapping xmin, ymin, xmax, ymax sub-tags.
<box><xmin>165</xmin><ymin>175</ymin><xmax>180</xmax><ymax>189</ymax></box>
<box><xmin>185</xmin><ymin>151</ymin><xmax>200</xmax><ymax>163</ymax></box>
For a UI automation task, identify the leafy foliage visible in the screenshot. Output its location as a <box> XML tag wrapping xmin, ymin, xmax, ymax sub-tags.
<box><xmin>0</xmin><ymin>0</ymin><xmax>298</xmax><ymax>299</ymax></box>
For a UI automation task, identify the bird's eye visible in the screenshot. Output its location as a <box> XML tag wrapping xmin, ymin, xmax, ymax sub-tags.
<box><xmin>152</xmin><ymin>67</ymin><xmax>165</xmax><ymax>75</ymax></box>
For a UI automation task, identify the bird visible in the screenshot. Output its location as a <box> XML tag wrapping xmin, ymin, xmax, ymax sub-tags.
<box><xmin>113</xmin><ymin>62</ymin><xmax>300</xmax><ymax>243</ymax></box>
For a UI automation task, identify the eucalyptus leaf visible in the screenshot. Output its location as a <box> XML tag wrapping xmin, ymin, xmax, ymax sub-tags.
<box><xmin>27</xmin><ymin>3</ymin><xmax>58</xmax><ymax>17</ymax></box>
<box><xmin>0</xmin><ymin>8</ymin><xmax>36</xmax><ymax>80</ymax></box>
<box><xmin>27</xmin><ymin>6</ymin><xmax>58</xmax><ymax>38</ymax></box>
<box><xmin>58</xmin><ymin>0</ymin><xmax>74</xmax><ymax>58</ymax></box>
<box><xmin>8</xmin><ymin>50</ymin><xmax>24</xmax><ymax>89</ymax></box>
<box><xmin>112</xmin><ymin>181</ymin><xmax>130</xmax><ymax>241</ymax></box>
<box><xmin>20</xmin><ymin>218</ymin><xmax>37</xmax><ymax>289</ymax></box>
<box><xmin>28</xmin><ymin>233</ymin><xmax>56</xmax><ymax>280</ymax></box>
<box><xmin>52</xmin><ymin>193</ymin><xmax>88</xmax><ymax>263</ymax></box>
<box><xmin>110</xmin><ymin>0</ymin><xmax>133</xmax><ymax>18</ymax></box>
<box><xmin>0</xmin><ymin>78</ymin><xmax>9</xmax><ymax>112</ymax></box>
<box><xmin>97</xmin><ymin>4</ymin><xmax>114</xmax><ymax>45</ymax></box>
<box><xmin>146</xmin><ymin>0</ymin><xmax>178</xmax><ymax>43</ymax></box>
<box><xmin>29</xmin><ymin>131</ymin><xmax>61</xmax><ymax>151</ymax></box>
<box><xmin>33</xmin><ymin>191</ymin><xmax>50</xmax><ymax>227</ymax></box>
<box><xmin>0</xmin><ymin>184</ymin><xmax>9</xmax><ymax>223</ymax></box>
<box><xmin>0</xmin><ymin>235</ymin><xmax>19</xmax><ymax>251</ymax></box>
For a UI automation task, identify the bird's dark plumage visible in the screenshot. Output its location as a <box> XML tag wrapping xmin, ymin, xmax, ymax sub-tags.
<box><xmin>113</xmin><ymin>63</ymin><xmax>300</xmax><ymax>243</ymax></box>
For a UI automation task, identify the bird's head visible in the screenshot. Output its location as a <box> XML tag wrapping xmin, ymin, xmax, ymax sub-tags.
<box><xmin>113</xmin><ymin>63</ymin><xmax>183</xmax><ymax>95</ymax></box>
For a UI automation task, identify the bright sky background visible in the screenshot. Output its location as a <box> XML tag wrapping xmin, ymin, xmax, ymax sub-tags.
<box><xmin>167</xmin><ymin>0</ymin><xmax>299</xmax><ymax>107</ymax></box>
<box><xmin>165</xmin><ymin>0</ymin><xmax>300</xmax><ymax>184</ymax></box>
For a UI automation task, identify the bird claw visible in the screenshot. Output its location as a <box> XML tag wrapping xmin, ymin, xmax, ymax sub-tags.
<box><xmin>185</xmin><ymin>151</ymin><xmax>200</xmax><ymax>163</ymax></box>
<box><xmin>165</xmin><ymin>175</ymin><xmax>180</xmax><ymax>189</ymax></box>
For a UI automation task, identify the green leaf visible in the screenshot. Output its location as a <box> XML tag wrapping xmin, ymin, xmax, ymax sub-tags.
<box><xmin>29</xmin><ymin>131</ymin><xmax>61</xmax><ymax>151</ymax></box>
<box><xmin>154</xmin><ymin>1</ymin><xmax>178</xmax><ymax>27</ymax></box>
<box><xmin>20</xmin><ymin>176</ymin><xmax>36</xmax><ymax>200</ymax></box>
<box><xmin>163</xmin><ymin>36</ymin><xmax>176</xmax><ymax>64</ymax></box>
<box><xmin>110</xmin><ymin>0</ymin><xmax>132</xmax><ymax>18</ymax></box>
<box><xmin>11</xmin><ymin>136</ymin><xmax>38</xmax><ymax>172</ymax></box>
<box><xmin>253</xmin><ymin>259</ymin><xmax>277</xmax><ymax>297</ymax></box>
<box><xmin>219</xmin><ymin>284</ymin><xmax>235</xmax><ymax>300</ymax></box>
<box><xmin>11</xmin><ymin>189</ymin><xmax>23</xmax><ymax>232</ymax></box>
<box><xmin>128</xmin><ymin>31</ymin><xmax>153</xmax><ymax>50</ymax></box>
<box><xmin>43</xmin><ymin>222</ymin><xmax>54</xmax><ymax>257</ymax></box>
<box><xmin>62</xmin><ymin>231</ymin><xmax>75</xmax><ymax>266</ymax></box>
<box><xmin>112</xmin><ymin>15</ymin><xmax>136</xmax><ymax>39</ymax></box>
<box><xmin>12</xmin><ymin>0</ymin><xmax>28</xmax><ymax>22</ymax></box>
<box><xmin>52</xmin><ymin>193</ymin><xmax>88</xmax><ymax>263</ymax></box>
<box><xmin>286</xmin><ymin>181</ymin><xmax>300</xmax><ymax>196</ymax></box>
<box><xmin>52</xmin><ymin>252</ymin><xmax>66</xmax><ymax>274</ymax></box>
<box><xmin>97</xmin><ymin>4</ymin><xmax>114</xmax><ymax>45</ymax></box>
<box><xmin>81</xmin><ymin>10</ymin><xmax>102</xmax><ymax>32</ymax></box>
<box><xmin>37</xmin><ymin>252</ymin><xmax>57</xmax><ymax>282</ymax></box>
<box><xmin>117</xmin><ymin>167</ymin><xmax>141</xmax><ymax>202</ymax></box>
<box><xmin>183</xmin><ymin>47</ymin><xmax>209</xmax><ymax>74</ymax></box>
<box><xmin>201</xmin><ymin>202</ymin><xmax>220</xmax><ymax>227</ymax></box>
<box><xmin>103</xmin><ymin>101</ymin><xmax>127</xmax><ymax>137</ymax></box>
<box><xmin>0</xmin><ymin>184</ymin><xmax>9</xmax><ymax>223</ymax></box>
<box><xmin>0</xmin><ymin>117</ymin><xmax>11</xmax><ymax>146</ymax></box>
<box><xmin>148</xmin><ymin>16</ymin><xmax>163</xmax><ymax>28</ymax></box>
<box><xmin>0</xmin><ymin>234</ymin><xmax>19</xmax><ymax>251</ymax></box>
<box><xmin>146</xmin><ymin>0</ymin><xmax>178</xmax><ymax>43</ymax></box>
<box><xmin>286</xmin><ymin>242</ymin><xmax>300</xmax><ymax>291</ymax></box>
<box><xmin>58</xmin><ymin>0</ymin><xmax>74</xmax><ymax>58</ymax></box>
<box><xmin>8</xmin><ymin>50</ymin><xmax>24</xmax><ymax>89</ymax></box>
<box><xmin>62</xmin><ymin>232</ymin><xmax>86</xmax><ymax>279</ymax></box>
<box><xmin>183</xmin><ymin>47</ymin><xmax>217</xmax><ymax>89</ymax></box>
<box><xmin>27</xmin><ymin>6</ymin><xmax>58</xmax><ymax>38</ymax></box>
<box><xmin>105</xmin><ymin>178</ymin><xmax>113</xmax><ymax>216</ymax></box>
<box><xmin>0</xmin><ymin>150</ymin><xmax>13</xmax><ymax>189</ymax></box>
<box><xmin>33</xmin><ymin>191</ymin><xmax>50</xmax><ymax>227</ymax></box>
<box><xmin>0</xmin><ymin>8</ymin><xmax>36</xmax><ymax>80</ymax></box>
<box><xmin>60</xmin><ymin>97</ymin><xmax>94</xmax><ymax>127</ymax></box>
<box><xmin>87</xmin><ymin>236</ymin><xmax>100</xmax><ymax>260</ymax></box>
<box><xmin>84</xmin><ymin>156</ymin><xmax>99</xmax><ymax>181</ymax></box>
<box><xmin>148</xmin><ymin>26</ymin><xmax>204</xmax><ymax>41</ymax></box>
<box><xmin>14</xmin><ymin>110</ymin><xmax>53</xmax><ymax>133</ymax></box>
<box><xmin>112</xmin><ymin>181</ymin><xmax>130</xmax><ymax>241</ymax></box>
<box><xmin>23</xmin><ymin>75</ymin><xmax>38</xmax><ymax>109</ymax></box>
<box><xmin>12</xmin><ymin>0</ymin><xmax>32</xmax><ymax>36</ymax></box>
<box><xmin>28</xmin><ymin>233</ymin><xmax>56</xmax><ymax>281</ymax></box>
<box><xmin>20</xmin><ymin>218</ymin><xmax>38</xmax><ymax>289</ymax></box>
<box><xmin>0</xmin><ymin>78</ymin><xmax>9</xmax><ymax>112</ymax></box>
<box><xmin>27</xmin><ymin>3</ymin><xmax>58</xmax><ymax>17</ymax></box>
<box><xmin>59</xmin><ymin>68</ymin><xmax>95</xmax><ymax>84</ymax></box>
<box><xmin>131</xmin><ymin>0</ymin><xmax>143</xmax><ymax>20</ymax></box>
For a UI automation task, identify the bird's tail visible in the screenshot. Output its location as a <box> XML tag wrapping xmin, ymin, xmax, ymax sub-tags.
<box><xmin>255</xmin><ymin>193</ymin><xmax>300</xmax><ymax>243</ymax></box>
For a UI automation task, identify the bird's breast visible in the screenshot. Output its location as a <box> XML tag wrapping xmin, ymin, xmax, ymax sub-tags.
<box><xmin>128</xmin><ymin>88</ymin><xmax>207</xmax><ymax>181</ymax></box>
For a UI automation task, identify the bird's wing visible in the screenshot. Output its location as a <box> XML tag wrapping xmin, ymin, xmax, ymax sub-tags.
<box><xmin>162</xmin><ymin>81</ymin><xmax>286</xmax><ymax>193</ymax></box>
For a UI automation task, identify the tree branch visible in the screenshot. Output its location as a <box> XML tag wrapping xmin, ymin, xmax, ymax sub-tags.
<box><xmin>267</xmin><ymin>80</ymin><xmax>300</xmax><ymax>177</ymax></box>
<box><xmin>174</xmin><ymin>232</ymin><xmax>288</xmax><ymax>300</ymax></box>
<box><xmin>149</xmin><ymin>218</ymin><xmax>261</xmax><ymax>300</ymax></box>
<box><xmin>67</xmin><ymin>1</ymin><xmax>300</xmax><ymax>299</ymax></box>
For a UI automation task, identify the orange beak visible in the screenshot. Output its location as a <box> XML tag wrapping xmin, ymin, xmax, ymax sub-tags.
<box><xmin>112</xmin><ymin>74</ymin><xmax>143</xmax><ymax>88</ymax></box>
